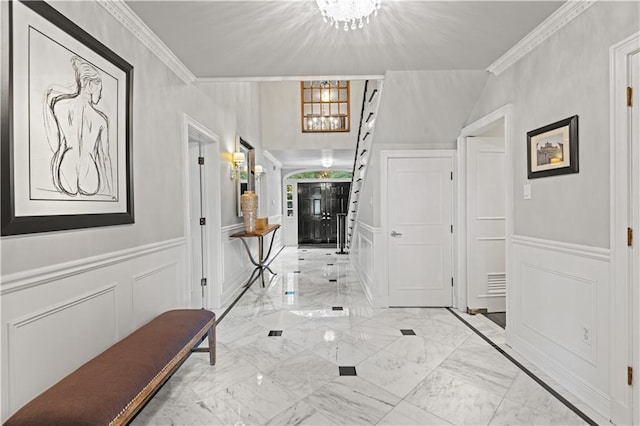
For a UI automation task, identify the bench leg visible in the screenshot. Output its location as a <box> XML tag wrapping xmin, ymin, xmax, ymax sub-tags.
<box><xmin>208</xmin><ymin>324</ymin><xmax>216</xmax><ymax>365</ymax></box>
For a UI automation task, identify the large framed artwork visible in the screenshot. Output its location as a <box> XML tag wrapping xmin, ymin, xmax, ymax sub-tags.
<box><xmin>526</xmin><ymin>115</ymin><xmax>578</xmax><ymax>179</ymax></box>
<box><xmin>1</xmin><ymin>0</ymin><xmax>134</xmax><ymax>235</ymax></box>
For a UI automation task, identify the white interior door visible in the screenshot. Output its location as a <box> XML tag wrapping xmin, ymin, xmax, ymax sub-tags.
<box><xmin>388</xmin><ymin>156</ymin><xmax>453</xmax><ymax>307</ymax></box>
<box><xmin>466</xmin><ymin>137</ymin><xmax>506</xmax><ymax>312</ymax></box>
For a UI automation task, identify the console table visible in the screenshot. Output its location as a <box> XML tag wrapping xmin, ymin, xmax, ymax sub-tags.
<box><xmin>230</xmin><ymin>224</ymin><xmax>281</xmax><ymax>287</ymax></box>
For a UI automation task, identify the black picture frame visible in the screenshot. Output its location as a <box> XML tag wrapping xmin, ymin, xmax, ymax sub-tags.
<box><xmin>527</xmin><ymin>115</ymin><xmax>578</xmax><ymax>179</ymax></box>
<box><xmin>1</xmin><ymin>0</ymin><xmax>134</xmax><ymax>236</ymax></box>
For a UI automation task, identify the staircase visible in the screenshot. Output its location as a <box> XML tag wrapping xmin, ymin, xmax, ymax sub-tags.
<box><xmin>345</xmin><ymin>79</ymin><xmax>383</xmax><ymax>250</ymax></box>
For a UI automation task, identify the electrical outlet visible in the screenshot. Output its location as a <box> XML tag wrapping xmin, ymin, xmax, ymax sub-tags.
<box><xmin>523</xmin><ymin>184</ymin><xmax>532</xmax><ymax>200</ymax></box>
<box><xmin>582</xmin><ymin>325</ymin><xmax>592</xmax><ymax>345</ymax></box>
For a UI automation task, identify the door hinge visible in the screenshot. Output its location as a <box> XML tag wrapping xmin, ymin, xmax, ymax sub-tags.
<box><xmin>198</xmin><ymin>156</ymin><xmax>205</xmax><ymax>165</ymax></box>
<box><xmin>628</xmin><ymin>366</ymin><xmax>633</xmax><ymax>386</ymax></box>
<box><xmin>451</xmin><ymin>277</ymin><xmax>454</xmax><ymax>287</ymax></box>
<box><xmin>200</xmin><ymin>217</ymin><xmax>206</xmax><ymax>226</ymax></box>
<box><xmin>450</xmin><ymin>171</ymin><xmax>453</xmax><ymax>181</ymax></box>
<box><xmin>201</xmin><ymin>278</ymin><xmax>207</xmax><ymax>287</ymax></box>
<box><xmin>628</xmin><ymin>227</ymin><xmax>633</xmax><ymax>247</ymax></box>
<box><xmin>627</xmin><ymin>87</ymin><xmax>633</xmax><ymax>107</ymax></box>
<box><xmin>450</xmin><ymin>225</ymin><xmax>453</xmax><ymax>234</ymax></box>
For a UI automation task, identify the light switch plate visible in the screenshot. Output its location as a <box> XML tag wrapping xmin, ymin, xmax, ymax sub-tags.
<box><xmin>523</xmin><ymin>184</ymin><xmax>532</xmax><ymax>200</ymax></box>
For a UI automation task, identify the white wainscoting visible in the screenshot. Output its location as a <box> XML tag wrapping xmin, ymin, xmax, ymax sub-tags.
<box><xmin>1</xmin><ymin>238</ymin><xmax>188</xmax><ymax>419</ymax></box>
<box><xmin>219</xmin><ymin>215</ymin><xmax>283</xmax><ymax>307</ymax></box>
<box><xmin>509</xmin><ymin>235</ymin><xmax>610</xmax><ymax>417</ymax></box>
<box><xmin>350</xmin><ymin>221</ymin><xmax>387</xmax><ymax>308</ymax></box>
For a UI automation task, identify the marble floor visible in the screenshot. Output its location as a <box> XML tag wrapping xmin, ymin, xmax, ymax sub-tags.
<box><xmin>132</xmin><ymin>247</ymin><xmax>599</xmax><ymax>426</ymax></box>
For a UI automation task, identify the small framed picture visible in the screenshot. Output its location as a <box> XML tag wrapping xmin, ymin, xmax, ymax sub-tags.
<box><xmin>527</xmin><ymin>115</ymin><xmax>578</xmax><ymax>179</ymax></box>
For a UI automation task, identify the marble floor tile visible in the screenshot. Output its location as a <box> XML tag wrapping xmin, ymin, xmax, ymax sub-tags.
<box><xmin>489</xmin><ymin>398</ymin><xmax>588</xmax><ymax>426</ymax></box>
<box><xmin>204</xmin><ymin>372</ymin><xmax>300</xmax><ymax>425</ymax></box>
<box><xmin>436</xmin><ymin>340</ymin><xmax>520</xmax><ymax>396</ymax></box>
<box><xmin>281</xmin><ymin>319</ymin><xmax>344</xmax><ymax>349</ymax></box>
<box><xmin>265</xmin><ymin>350</ymin><xmax>339</xmax><ymax>399</ymax></box>
<box><xmin>355</xmin><ymin>349</ymin><xmax>432</xmax><ymax>398</ymax></box>
<box><xmin>266</xmin><ymin>400</ymin><xmax>333</xmax><ymax>425</ymax></box>
<box><xmin>251</xmin><ymin>309</ymin><xmax>311</xmax><ymax>330</ymax></box>
<box><xmin>405</xmin><ymin>369</ymin><xmax>504</xmax><ymax>425</ymax></box>
<box><xmin>133</xmin><ymin>247</ymin><xmax>600</xmax><ymax>426</ymax></box>
<box><xmin>303</xmin><ymin>376</ymin><xmax>400</xmax><ymax>425</ymax></box>
<box><xmin>233</xmin><ymin>334</ymin><xmax>305</xmax><ymax>371</ymax></box>
<box><xmin>384</xmin><ymin>334</ymin><xmax>457</xmax><ymax>370</ymax></box>
<box><xmin>377</xmin><ymin>400</ymin><xmax>452</xmax><ymax>426</ymax></box>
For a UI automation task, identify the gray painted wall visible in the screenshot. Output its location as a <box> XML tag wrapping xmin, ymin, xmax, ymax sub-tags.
<box><xmin>466</xmin><ymin>0</ymin><xmax>640</xmax><ymax>248</ymax></box>
<box><xmin>1</xmin><ymin>2</ymin><xmax>261</xmax><ymax>274</ymax></box>
<box><xmin>356</xmin><ymin>70</ymin><xmax>489</xmax><ymax>228</ymax></box>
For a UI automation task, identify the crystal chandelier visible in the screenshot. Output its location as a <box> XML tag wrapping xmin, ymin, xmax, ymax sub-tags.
<box><xmin>316</xmin><ymin>0</ymin><xmax>382</xmax><ymax>31</ymax></box>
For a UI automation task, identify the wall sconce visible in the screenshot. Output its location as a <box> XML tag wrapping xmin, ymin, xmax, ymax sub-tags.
<box><xmin>255</xmin><ymin>165</ymin><xmax>265</xmax><ymax>179</ymax></box>
<box><xmin>230</xmin><ymin>151</ymin><xmax>245</xmax><ymax>179</ymax></box>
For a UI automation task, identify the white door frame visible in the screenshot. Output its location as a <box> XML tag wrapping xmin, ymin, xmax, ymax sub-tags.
<box><xmin>456</xmin><ymin>105</ymin><xmax>513</xmax><ymax>318</ymax></box>
<box><xmin>182</xmin><ymin>114</ymin><xmax>222</xmax><ymax>309</ymax></box>
<box><xmin>381</xmin><ymin>150</ymin><xmax>456</xmax><ymax>307</ymax></box>
<box><xmin>610</xmin><ymin>31</ymin><xmax>639</xmax><ymax>426</ymax></box>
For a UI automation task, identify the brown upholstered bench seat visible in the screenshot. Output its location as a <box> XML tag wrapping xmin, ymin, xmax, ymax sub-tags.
<box><xmin>5</xmin><ymin>309</ymin><xmax>216</xmax><ymax>426</ymax></box>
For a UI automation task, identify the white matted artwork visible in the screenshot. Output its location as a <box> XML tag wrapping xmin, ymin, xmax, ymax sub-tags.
<box><xmin>1</xmin><ymin>0</ymin><xmax>133</xmax><ymax>235</ymax></box>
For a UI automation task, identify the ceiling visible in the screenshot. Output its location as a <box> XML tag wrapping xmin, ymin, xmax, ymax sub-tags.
<box><xmin>126</xmin><ymin>1</ymin><xmax>563</xmax><ymax>80</ymax></box>
<box><xmin>267</xmin><ymin>149</ymin><xmax>355</xmax><ymax>169</ymax></box>
<box><xmin>125</xmin><ymin>1</ymin><xmax>562</xmax><ymax>168</ymax></box>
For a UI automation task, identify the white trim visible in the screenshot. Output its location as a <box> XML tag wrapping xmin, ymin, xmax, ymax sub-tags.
<box><xmin>97</xmin><ymin>0</ymin><xmax>196</xmax><ymax>85</ymax></box>
<box><xmin>609</xmin><ymin>31</ymin><xmax>640</xmax><ymax>426</ymax></box>
<box><xmin>487</xmin><ymin>0</ymin><xmax>597</xmax><ymax>75</ymax></box>
<box><xmin>182</xmin><ymin>114</ymin><xmax>222</xmax><ymax>309</ymax></box>
<box><xmin>197</xmin><ymin>74</ymin><xmax>384</xmax><ymax>83</ymax></box>
<box><xmin>263</xmin><ymin>150</ymin><xmax>284</xmax><ymax>169</ymax></box>
<box><xmin>221</xmin><ymin>223</ymin><xmax>245</xmax><ymax>234</ymax></box>
<box><xmin>456</xmin><ymin>105</ymin><xmax>513</xmax><ymax>317</ymax></box>
<box><xmin>512</xmin><ymin>235</ymin><xmax>610</xmax><ymax>262</ymax></box>
<box><xmin>0</xmin><ymin>238</ymin><xmax>185</xmax><ymax>295</ymax></box>
<box><xmin>358</xmin><ymin>221</ymin><xmax>381</xmax><ymax>234</ymax></box>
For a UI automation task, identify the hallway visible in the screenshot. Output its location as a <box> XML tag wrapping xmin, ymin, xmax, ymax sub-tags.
<box><xmin>132</xmin><ymin>247</ymin><xmax>597</xmax><ymax>425</ymax></box>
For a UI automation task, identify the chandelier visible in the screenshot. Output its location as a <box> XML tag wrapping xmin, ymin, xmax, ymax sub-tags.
<box><xmin>316</xmin><ymin>0</ymin><xmax>382</xmax><ymax>31</ymax></box>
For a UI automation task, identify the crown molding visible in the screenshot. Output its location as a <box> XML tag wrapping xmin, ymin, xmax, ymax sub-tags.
<box><xmin>96</xmin><ymin>0</ymin><xmax>196</xmax><ymax>85</ymax></box>
<box><xmin>196</xmin><ymin>75</ymin><xmax>385</xmax><ymax>83</ymax></box>
<box><xmin>487</xmin><ymin>0</ymin><xmax>597</xmax><ymax>76</ymax></box>
<box><xmin>263</xmin><ymin>150</ymin><xmax>284</xmax><ymax>169</ymax></box>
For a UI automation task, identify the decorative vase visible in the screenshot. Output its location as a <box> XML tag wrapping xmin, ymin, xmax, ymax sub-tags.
<box><xmin>240</xmin><ymin>191</ymin><xmax>258</xmax><ymax>232</ymax></box>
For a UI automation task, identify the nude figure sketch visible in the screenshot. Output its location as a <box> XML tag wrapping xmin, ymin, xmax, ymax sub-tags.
<box><xmin>43</xmin><ymin>56</ymin><xmax>114</xmax><ymax>198</ymax></box>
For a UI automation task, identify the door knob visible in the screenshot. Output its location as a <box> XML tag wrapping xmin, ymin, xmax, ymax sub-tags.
<box><xmin>391</xmin><ymin>231</ymin><xmax>403</xmax><ymax>237</ymax></box>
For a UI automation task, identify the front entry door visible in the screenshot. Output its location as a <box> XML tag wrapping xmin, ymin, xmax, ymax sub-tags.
<box><xmin>387</xmin><ymin>155</ymin><xmax>454</xmax><ymax>306</ymax></box>
<box><xmin>298</xmin><ymin>182</ymin><xmax>349</xmax><ymax>244</ymax></box>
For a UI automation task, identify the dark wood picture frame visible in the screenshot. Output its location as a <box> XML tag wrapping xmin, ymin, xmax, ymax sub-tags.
<box><xmin>527</xmin><ymin>115</ymin><xmax>578</xmax><ymax>179</ymax></box>
<box><xmin>1</xmin><ymin>0</ymin><xmax>134</xmax><ymax>235</ymax></box>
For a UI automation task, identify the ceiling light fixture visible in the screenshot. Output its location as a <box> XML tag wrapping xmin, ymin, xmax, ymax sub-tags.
<box><xmin>316</xmin><ymin>0</ymin><xmax>382</xmax><ymax>31</ymax></box>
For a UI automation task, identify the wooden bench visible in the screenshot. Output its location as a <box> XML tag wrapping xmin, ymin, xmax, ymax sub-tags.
<box><xmin>5</xmin><ymin>309</ymin><xmax>216</xmax><ymax>426</ymax></box>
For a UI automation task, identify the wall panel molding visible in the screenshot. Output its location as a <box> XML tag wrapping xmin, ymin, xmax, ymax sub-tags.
<box><xmin>1</xmin><ymin>238</ymin><xmax>185</xmax><ymax>295</ymax></box>
<box><xmin>7</xmin><ymin>285</ymin><xmax>118</xmax><ymax>412</ymax></box>
<box><xmin>510</xmin><ymin>234</ymin><xmax>610</xmax><ymax>417</ymax></box>
<box><xmin>511</xmin><ymin>234</ymin><xmax>609</xmax><ymax>261</ymax></box>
